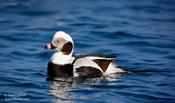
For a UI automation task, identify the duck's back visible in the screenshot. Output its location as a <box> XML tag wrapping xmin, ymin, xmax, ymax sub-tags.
<box><xmin>73</xmin><ymin>54</ymin><xmax>122</xmax><ymax>77</ymax></box>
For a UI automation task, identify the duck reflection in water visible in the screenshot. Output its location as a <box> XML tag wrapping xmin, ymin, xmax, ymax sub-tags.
<box><xmin>48</xmin><ymin>74</ymin><xmax>123</xmax><ymax>103</ymax></box>
<box><xmin>49</xmin><ymin>81</ymin><xmax>73</xmax><ymax>103</ymax></box>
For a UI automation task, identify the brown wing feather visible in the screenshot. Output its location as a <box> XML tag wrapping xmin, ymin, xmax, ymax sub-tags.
<box><xmin>93</xmin><ymin>59</ymin><xmax>111</xmax><ymax>72</ymax></box>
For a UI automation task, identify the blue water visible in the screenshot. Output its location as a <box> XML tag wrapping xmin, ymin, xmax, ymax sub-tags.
<box><xmin>0</xmin><ymin>0</ymin><xmax>175</xmax><ymax>103</ymax></box>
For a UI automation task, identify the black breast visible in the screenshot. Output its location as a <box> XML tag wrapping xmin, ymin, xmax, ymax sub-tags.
<box><xmin>47</xmin><ymin>62</ymin><xmax>73</xmax><ymax>78</ymax></box>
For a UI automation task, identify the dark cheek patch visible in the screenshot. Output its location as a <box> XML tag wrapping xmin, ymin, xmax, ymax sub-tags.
<box><xmin>61</xmin><ymin>42</ymin><xmax>73</xmax><ymax>55</ymax></box>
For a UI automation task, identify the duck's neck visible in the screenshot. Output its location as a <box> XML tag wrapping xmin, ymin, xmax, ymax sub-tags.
<box><xmin>51</xmin><ymin>41</ymin><xmax>74</xmax><ymax>65</ymax></box>
<box><xmin>51</xmin><ymin>52</ymin><xmax>74</xmax><ymax>65</ymax></box>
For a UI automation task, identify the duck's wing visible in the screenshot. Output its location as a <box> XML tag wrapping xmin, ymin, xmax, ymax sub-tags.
<box><xmin>73</xmin><ymin>54</ymin><xmax>116</xmax><ymax>59</ymax></box>
<box><xmin>72</xmin><ymin>54</ymin><xmax>116</xmax><ymax>77</ymax></box>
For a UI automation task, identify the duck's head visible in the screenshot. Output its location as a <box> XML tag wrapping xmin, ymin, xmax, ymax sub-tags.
<box><xmin>45</xmin><ymin>31</ymin><xmax>74</xmax><ymax>55</ymax></box>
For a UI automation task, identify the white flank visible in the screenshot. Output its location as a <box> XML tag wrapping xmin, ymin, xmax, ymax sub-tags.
<box><xmin>104</xmin><ymin>62</ymin><xmax>124</xmax><ymax>75</ymax></box>
<box><xmin>73</xmin><ymin>57</ymin><xmax>103</xmax><ymax>77</ymax></box>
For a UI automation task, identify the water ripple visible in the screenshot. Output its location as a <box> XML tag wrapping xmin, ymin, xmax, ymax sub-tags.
<box><xmin>0</xmin><ymin>0</ymin><xmax>175</xmax><ymax>103</ymax></box>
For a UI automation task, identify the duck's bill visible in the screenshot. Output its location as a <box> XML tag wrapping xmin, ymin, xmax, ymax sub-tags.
<box><xmin>44</xmin><ymin>43</ymin><xmax>57</xmax><ymax>50</ymax></box>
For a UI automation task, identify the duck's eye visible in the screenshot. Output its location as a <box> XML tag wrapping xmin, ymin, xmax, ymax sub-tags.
<box><xmin>58</xmin><ymin>39</ymin><xmax>62</xmax><ymax>42</ymax></box>
<box><xmin>57</xmin><ymin>39</ymin><xmax>62</xmax><ymax>43</ymax></box>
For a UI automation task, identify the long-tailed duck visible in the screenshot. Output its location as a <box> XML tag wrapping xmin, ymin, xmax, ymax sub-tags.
<box><xmin>45</xmin><ymin>31</ymin><xmax>123</xmax><ymax>80</ymax></box>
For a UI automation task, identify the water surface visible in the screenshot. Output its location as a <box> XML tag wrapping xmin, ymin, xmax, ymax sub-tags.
<box><xmin>0</xmin><ymin>0</ymin><xmax>175</xmax><ymax>103</ymax></box>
